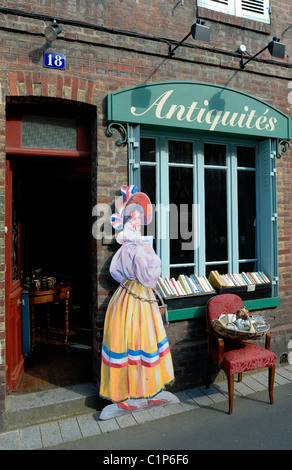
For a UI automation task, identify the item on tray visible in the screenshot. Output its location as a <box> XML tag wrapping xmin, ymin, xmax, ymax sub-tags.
<box><xmin>212</xmin><ymin>307</ymin><xmax>270</xmax><ymax>340</ymax></box>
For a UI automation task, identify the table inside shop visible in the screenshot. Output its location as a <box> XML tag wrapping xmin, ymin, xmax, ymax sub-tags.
<box><xmin>29</xmin><ymin>285</ymin><xmax>71</xmax><ymax>346</ymax></box>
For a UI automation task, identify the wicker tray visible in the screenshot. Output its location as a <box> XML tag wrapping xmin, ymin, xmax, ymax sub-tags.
<box><xmin>212</xmin><ymin>308</ymin><xmax>270</xmax><ymax>340</ymax></box>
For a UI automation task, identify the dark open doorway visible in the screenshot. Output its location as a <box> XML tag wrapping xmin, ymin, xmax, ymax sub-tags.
<box><xmin>14</xmin><ymin>155</ymin><xmax>93</xmax><ymax>393</ymax></box>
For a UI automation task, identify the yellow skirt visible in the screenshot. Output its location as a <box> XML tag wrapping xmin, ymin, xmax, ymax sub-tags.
<box><xmin>100</xmin><ymin>279</ymin><xmax>174</xmax><ymax>403</ymax></box>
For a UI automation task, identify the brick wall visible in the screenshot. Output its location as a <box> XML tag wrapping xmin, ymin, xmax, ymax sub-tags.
<box><xmin>0</xmin><ymin>1</ymin><xmax>291</xmax><ymax>401</ymax></box>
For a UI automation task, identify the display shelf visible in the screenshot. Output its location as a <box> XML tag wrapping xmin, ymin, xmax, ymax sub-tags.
<box><xmin>214</xmin><ymin>283</ymin><xmax>272</xmax><ymax>300</ymax></box>
<box><xmin>167</xmin><ymin>296</ymin><xmax>280</xmax><ymax>322</ymax></box>
<box><xmin>164</xmin><ymin>291</ymin><xmax>216</xmax><ymax>310</ymax></box>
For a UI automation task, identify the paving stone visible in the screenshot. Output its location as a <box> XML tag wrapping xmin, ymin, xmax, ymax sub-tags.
<box><xmin>147</xmin><ymin>405</ymin><xmax>171</xmax><ymax>420</ymax></box>
<box><xmin>59</xmin><ymin>417</ymin><xmax>82</xmax><ymax>442</ymax></box>
<box><xmin>131</xmin><ymin>408</ymin><xmax>153</xmax><ymax>424</ymax></box>
<box><xmin>165</xmin><ymin>403</ymin><xmax>185</xmax><ymax>415</ymax></box>
<box><xmin>213</xmin><ymin>380</ymin><xmax>245</xmax><ymax>399</ymax></box>
<box><xmin>212</xmin><ymin>381</ymin><xmax>229</xmax><ymax>396</ymax></box>
<box><xmin>0</xmin><ymin>430</ymin><xmax>21</xmax><ymax>450</ymax></box>
<box><xmin>186</xmin><ymin>387</ymin><xmax>215</xmax><ymax>406</ymax></box>
<box><xmin>242</xmin><ymin>375</ymin><xmax>266</xmax><ymax>392</ymax></box>
<box><xmin>116</xmin><ymin>413</ymin><xmax>137</xmax><ymax>428</ymax></box>
<box><xmin>40</xmin><ymin>421</ymin><xmax>62</xmax><ymax>448</ymax></box>
<box><xmin>233</xmin><ymin>381</ymin><xmax>254</xmax><ymax>396</ymax></box>
<box><xmin>251</xmin><ymin>372</ymin><xmax>268</xmax><ymax>387</ymax></box>
<box><xmin>275</xmin><ymin>372</ymin><xmax>290</xmax><ymax>385</ymax></box>
<box><xmin>175</xmin><ymin>391</ymin><xmax>200</xmax><ymax>411</ymax></box>
<box><xmin>200</xmin><ymin>385</ymin><xmax>228</xmax><ymax>403</ymax></box>
<box><xmin>77</xmin><ymin>413</ymin><xmax>101</xmax><ymax>438</ymax></box>
<box><xmin>20</xmin><ymin>425</ymin><xmax>43</xmax><ymax>450</ymax></box>
<box><xmin>192</xmin><ymin>394</ymin><xmax>214</xmax><ymax>407</ymax></box>
<box><xmin>276</xmin><ymin>367</ymin><xmax>292</xmax><ymax>381</ymax></box>
<box><xmin>98</xmin><ymin>417</ymin><xmax>120</xmax><ymax>433</ymax></box>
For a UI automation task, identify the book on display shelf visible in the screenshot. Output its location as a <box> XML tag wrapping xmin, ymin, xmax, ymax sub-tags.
<box><xmin>156</xmin><ymin>274</ymin><xmax>216</xmax><ymax>299</ymax></box>
<box><xmin>207</xmin><ymin>270</ymin><xmax>271</xmax><ymax>291</ymax></box>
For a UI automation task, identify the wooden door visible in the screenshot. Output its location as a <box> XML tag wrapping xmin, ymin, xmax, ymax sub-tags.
<box><xmin>5</xmin><ymin>159</ymin><xmax>24</xmax><ymax>392</ymax></box>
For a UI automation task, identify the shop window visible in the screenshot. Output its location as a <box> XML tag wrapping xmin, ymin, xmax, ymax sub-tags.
<box><xmin>197</xmin><ymin>0</ymin><xmax>270</xmax><ymax>24</ymax></box>
<box><xmin>129</xmin><ymin>129</ymin><xmax>278</xmax><ymax>297</ymax></box>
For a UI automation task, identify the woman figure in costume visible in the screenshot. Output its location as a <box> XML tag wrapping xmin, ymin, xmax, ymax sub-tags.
<box><xmin>99</xmin><ymin>185</ymin><xmax>178</xmax><ymax>420</ymax></box>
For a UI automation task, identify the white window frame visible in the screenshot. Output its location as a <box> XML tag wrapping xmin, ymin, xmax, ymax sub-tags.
<box><xmin>197</xmin><ymin>0</ymin><xmax>270</xmax><ymax>24</ymax></box>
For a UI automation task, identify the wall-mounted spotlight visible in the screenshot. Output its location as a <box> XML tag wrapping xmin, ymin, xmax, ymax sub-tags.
<box><xmin>44</xmin><ymin>19</ymin><xmax>63</xmax><ymax>42</ymax></box>
<box><xmin>168</xmin><ymin>19</ymin><xmax>211</xmax><ymax>56</ymax></box>
<box><xmin>240</xmin><ymin>36</ymin><xmax>285</xmax><ymax>69</ymax></box>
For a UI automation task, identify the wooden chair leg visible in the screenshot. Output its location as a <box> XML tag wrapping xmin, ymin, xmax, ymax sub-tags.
<box><xmin>206</xmin><ymin>357</ymin><xmax>212</xmax><ymax>389</ymax></box>
<box><xmin>269</xmin><ymin>365</ymin><xmax>275</xmax><ymax>405</ymax></box>
<box><xmin>227</xmin><ymin>374</ymin><xmax>234</xmax><ymax>415</ymax></box>
<box><xmin>238</xmin><ymin>372</ymin><xmax>242</xmax><ymax>382</ymax></box>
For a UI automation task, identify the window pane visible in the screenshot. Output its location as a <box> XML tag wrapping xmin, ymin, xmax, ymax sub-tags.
<box><xmin>237</xmin><ymin>146</ymin><xmax>255</xmax><ymax>167</ymax></box>
<box><xmin>141</xmin><ymin>138</ymin><xmax>156</xmax><ymax>162</ymax></box>
<box><xmin>141</xmin><ymin>166</ymin><xmax>156</xmax><ymax>207</ymax></box>
<box><xmin>238</xmin><ymin>169</ymin><xmax>256</xmax><ymax>260</ymax></box>
<box><xmin>205</xmin><ymin>263</ymin><xmax>229</xmax><ymax>278</ymax></box>
<box><xmin>141</xmin><ymin>166</ymin><xmax>156</xmax><ymax>249</ymax></box>
<box><xmin>205</xmin><ymin>168</ymin><xmax>227</xmax><ymax>261</ymax></box>
<box><xmin>169</xmin><ymin>140</ymin><xmax>192</xmax><ymax>164</ymax></box>
<box><xmin>239</xmin><ymin>261</ymin><xmax>257</xmax><ymax>273</ymax></box>
<box><xmin>22</xmin><ymin>115</ymin><xmax>77</xmax><ymax>149</ymax></box>
<box><xmin>169</xmin><ymin>167</ymin><xmax>194</xmax><ymax>264</ymax></box>
<box><xmin>204</xmin><ymin>143</ymin><xmax>226</xmax><ymax>166</ymax></box>
<box><xmin>170</xmin><ymin>266</ymin><xmax>194</xmax><ymax>279</ymax></box>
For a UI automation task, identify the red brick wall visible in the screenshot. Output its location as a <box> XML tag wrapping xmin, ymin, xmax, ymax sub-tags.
<box><xmin>0</xmin><ymin>1</ymin><xmax>291</xmax><ymax>403</ymax></box>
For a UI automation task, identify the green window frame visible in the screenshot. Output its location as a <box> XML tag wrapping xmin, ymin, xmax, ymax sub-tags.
<box><xmin>128</xmin><ymin>125</ymin><xmax>278</xmax><ymax>301</ymax></box>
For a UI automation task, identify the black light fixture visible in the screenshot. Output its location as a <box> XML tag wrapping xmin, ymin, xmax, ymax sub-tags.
<box><xmin>44</xmin><ymin>19</ymin><xmax>63</xmax><ymax>42</ymax></box>
<box><xmin>240</xmin><ymin>36</ymin><xmax>285</xmax><ymax>69</ymax></box>
<box><xmin>168</xmin><ymin>19</ymin><xmax>210</xmax><ymax>56</ymax></box>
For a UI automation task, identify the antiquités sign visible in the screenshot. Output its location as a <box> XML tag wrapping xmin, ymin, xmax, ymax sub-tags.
<box><xmin>107</xmin><ymin>81</ymin><xmax>291</xmax><ymax>140</ymax></box>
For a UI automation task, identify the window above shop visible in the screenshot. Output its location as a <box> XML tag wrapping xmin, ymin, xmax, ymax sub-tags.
<box><xmin>21</xmin><ymin>115</ymin><xmax>77</xmax><ymax>150</ymax></box>
<box><xmin>197</xmin><ymin>0</ymin><xmax>270</xmax><ymax>24</ymax></box>
<box><xmin>6</xmin><ymin>104</ymin><xmax>91</xmax><ymax>158</ymax></box>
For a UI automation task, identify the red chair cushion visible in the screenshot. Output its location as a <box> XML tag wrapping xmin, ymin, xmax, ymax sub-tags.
<box><xmin>223</xmin><ymin>340</ymin><xmax>276</xmax><ymax>375</ymax></box>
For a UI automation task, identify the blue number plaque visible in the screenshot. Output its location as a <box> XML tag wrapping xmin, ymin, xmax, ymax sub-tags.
<box><xmin>43</xmin><ymin>52</ymin><xmax>66</xmax><ymax>70</ymax></box>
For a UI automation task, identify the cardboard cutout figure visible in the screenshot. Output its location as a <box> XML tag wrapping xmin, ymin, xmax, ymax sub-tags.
<box><xmin>99</xmin><ymin>185</ymin><xmax>179</xmax><ymax>419</ymax></box>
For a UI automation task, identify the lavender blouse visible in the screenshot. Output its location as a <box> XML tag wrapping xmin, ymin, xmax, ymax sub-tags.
<box><xmin>110</xmin><ymin>225</ymin><xmax>161</xmax><ymax>288</ymax></box>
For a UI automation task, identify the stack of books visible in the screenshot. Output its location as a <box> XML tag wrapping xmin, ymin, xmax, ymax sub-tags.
<box><xmin>156</xmin><ymin>274</ymin><xmax>215</xmax><ymax>299</ymax></box>
<box><xmin>207</xmin><ymin>270</ymin><xmax>270</xmax><ymax>289</ymax></box>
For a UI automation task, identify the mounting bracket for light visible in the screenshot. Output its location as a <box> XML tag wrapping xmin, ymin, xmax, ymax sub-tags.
<box><xmin>168</xmin><ymin>19</ymin><xmax>210</xmax><ymax>56</ymax></box>
<box><xmin>240</xmin><ymin>37</ymin><xmax>285</xmax><ymax>69</ymax></box>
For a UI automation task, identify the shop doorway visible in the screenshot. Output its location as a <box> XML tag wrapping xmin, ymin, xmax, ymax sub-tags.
<box><xmin>6</xmin><ymin>155</ymin><xmax>92</xmax><ymax>393</ymax></box>
<box><xmin>5</xmin><ymin>102</ymin><xmax>93</xmax><ymax>394</ymax></box>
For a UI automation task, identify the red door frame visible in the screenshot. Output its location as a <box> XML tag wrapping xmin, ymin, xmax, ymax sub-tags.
<box><xmin>5</xmin><ymin>159</ymin><xmax>24</xmax><ymax>392</ymax></box>
<box><xmin>5</xmin><ymin>104</ymin><xmax>91</xmax><ymax>393</ymax></box>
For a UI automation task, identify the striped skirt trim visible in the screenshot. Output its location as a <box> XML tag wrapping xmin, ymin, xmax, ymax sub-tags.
<box><xmin>102</xmin><ymin>337</ymin><xmax>170</xmax><ymax>369</ymax></box>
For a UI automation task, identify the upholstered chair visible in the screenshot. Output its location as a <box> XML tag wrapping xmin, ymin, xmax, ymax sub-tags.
<box><xmin>206</xmin><ymin>293</ymin><xmax>276</xmax><ymax>414</ymax></box>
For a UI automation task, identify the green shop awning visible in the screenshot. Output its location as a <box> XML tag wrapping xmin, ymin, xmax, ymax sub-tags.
<box><xmin>107</xmin><ymin>81</ymin><xmax>291</xmax><ymax>140</ymax></box>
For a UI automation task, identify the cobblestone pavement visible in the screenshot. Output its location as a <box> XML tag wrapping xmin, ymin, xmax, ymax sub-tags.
<box><xmin>0</xmin><ymin>365</ymin><xmax>291</xmax><ymax>450</ymax></box>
